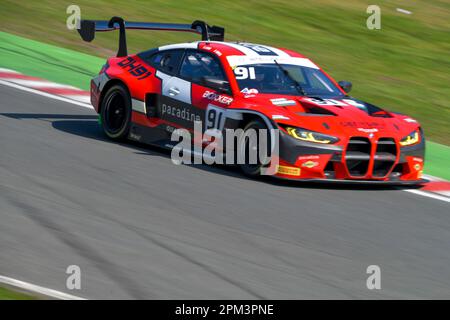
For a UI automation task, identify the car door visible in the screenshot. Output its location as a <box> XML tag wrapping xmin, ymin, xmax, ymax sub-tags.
<box><xmin>144</xmin><ymin>49</ymin><xmax>199</xmax><ymax>131</ymax></box>
<box><xmin>177</xmin><ymin>49</ymin><xmax>233</xmax><ymax>133</ymax></box>
<box><xmin>144</xmin><ymin>48</ymin><xmax>205</xmax><ymax>132</ymax></box>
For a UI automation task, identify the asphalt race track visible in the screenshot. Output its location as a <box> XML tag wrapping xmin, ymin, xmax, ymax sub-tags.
<box><xmin>1</xmin><ymin>83</ymin><xmax>449</xmax><ymax>299</ymax></box>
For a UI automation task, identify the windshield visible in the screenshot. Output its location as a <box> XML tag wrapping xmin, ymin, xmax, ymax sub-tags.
<box><xmin>233</xmin><ymin>63</ymin><xmax>344</xmax><ymax>97</ymax></box>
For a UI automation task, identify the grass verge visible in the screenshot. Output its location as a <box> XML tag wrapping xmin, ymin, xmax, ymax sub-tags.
<box><xmin>0</xmin><ymin>286</ymin><xmax>36</xmax><ymax>300</ymax></box>
<box><xmin>426</xmin><ymin>142</ymin><xmax>450</xmax><ymax>181</ymax></box>
<box><xmin>0</xmin><ymin>31</ymin><xmax>103</xmax><ymax>90</ymax></box>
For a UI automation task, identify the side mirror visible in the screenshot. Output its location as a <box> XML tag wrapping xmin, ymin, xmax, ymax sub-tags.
<box><xmin>338</xmin><ymin>81</ymin><xmax>352</xmax><ymax>94</ymax></box>
<box><xmin>201</xmin><ymin>76</ymin><xmax>231</xmax><ymax>95</ymax></box>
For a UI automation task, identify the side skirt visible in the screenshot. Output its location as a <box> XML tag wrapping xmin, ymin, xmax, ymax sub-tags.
<box><xmin>127</xmin><ymin>122</ymin><xmax>223</xmax><ymax>163</ymax></box>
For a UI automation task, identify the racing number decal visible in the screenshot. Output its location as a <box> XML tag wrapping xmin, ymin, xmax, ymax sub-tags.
<box><xmin>305</xmin><ymin>98</ymin><xmax>367</xmax><ymax>110</ymax></box>
<box><xmin>239</xmin><ymin>44</ymin><xmax>277</xmax><ymax>56</ymax></box>
<box><xmin>234</xmin><ymin>67</ymin><xmax>256</xmax><ymax>80</ymax></box>
<box><xmin>205</xmin><ymin>105</ymin><xmax>226</xmax><ymax>130</ymax></box>
<box><xmin>304</xmin><ymin>98</ymin><xmax>347</xmax><ymax>106</ymax></box>
<box><xmin>118</xmin><ymin>57</ymin><xmax>152</xmax><ymax>80</ymax></box>
<box><xmin>342</xmin><ymin>99</ymin><xmax>366</xmax><ymax>109</ymax></box>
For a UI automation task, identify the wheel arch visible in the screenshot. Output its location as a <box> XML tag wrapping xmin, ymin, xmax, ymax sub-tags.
<box><xmin>229</xmin><ymin>110</ymin><xmax>279</xmax><ymax>155</ymax></box>
<box><xmin>98</xmin><ymin>78</ymin><xmax>130</xmax><ymax>114</ymax></box>
<box><xmin>232</xmin><ymin>110</ymin><xmax>276</xmax><ymax>131</ymax></box>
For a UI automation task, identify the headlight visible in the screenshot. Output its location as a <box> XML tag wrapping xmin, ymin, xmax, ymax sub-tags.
<box><xmin>400</xmin><ymin>130</ymin><xmax>420</xmax><ymax>146</ymax></box>
<box><xmin>286</xmin><ymin>127</ymin><xmax>339</xmax><ymax>144</ymax></box>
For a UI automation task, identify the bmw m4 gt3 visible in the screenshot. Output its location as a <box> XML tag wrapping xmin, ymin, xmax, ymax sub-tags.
<box><xmin>77</xmin><ymin>17</ymin><xmax>425</xmax><ymax>184</ymax></box>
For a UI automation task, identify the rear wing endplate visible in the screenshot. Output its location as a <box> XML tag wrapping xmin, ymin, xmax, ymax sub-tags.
<box><xmin>77</xmin><ymin>16</ymin><xmax>225</xmax><ymax>57</ymax></box>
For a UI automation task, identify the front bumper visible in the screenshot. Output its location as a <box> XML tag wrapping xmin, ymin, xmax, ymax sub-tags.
<box><xmin>275</xmin><ymin>130</ymin><xmax>425</xmax><ymax>183</ymax></box>
<box><xmin>272</xmin><ymin>175</ymin><xmax>428</xmax><ymax>186</ymax></box>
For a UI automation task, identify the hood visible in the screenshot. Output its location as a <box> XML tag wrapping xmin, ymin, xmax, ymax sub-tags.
<box><xmin>234</xmin><ymin>94</ymin><xmax>420</xmax><ymax>139</ymax></box>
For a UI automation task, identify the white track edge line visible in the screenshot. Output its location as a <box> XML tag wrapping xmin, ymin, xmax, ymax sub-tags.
<box><xmin>423</xmin><ymin>174</ymin><xmax>447</xmax><ymax>182</ymax></box>
<box><xmin>0</xmin><ymin>67</ymin><xmax>21</xmax><ymax>73</ymax></box>
<box><xmin>0</xmin><ymin>275</ymin><xmax>86</xmax><ymax>300</ymax></box>
<box><xmin>0</xmin><ymin>79</ymin><xmax>93</xmax><ymax>109</ymax></box>
<box><xmin>403</xmin><ymin>189</ymin><xmax>450</xmax><ymax>203</ymax></box>
<box><xmin>4</xmin><ymin>79</ymin><xmax>80</xmax><ymax>90</ymax></box>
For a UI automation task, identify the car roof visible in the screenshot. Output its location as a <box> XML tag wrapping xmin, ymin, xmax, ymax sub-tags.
<box><xmin>139</xmin><ymin>41</ymin><xmax>319</xmax><ymax>70</ymax></box>
<box><xmin>157</xmin><ymin>41</ymin><xmax>308</xmax><ymax>59</ymax></box>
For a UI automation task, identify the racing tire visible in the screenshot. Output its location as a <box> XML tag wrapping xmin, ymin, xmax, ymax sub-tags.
<box><xmin>237</xmin><ymin>120</ymin><xmax>272</xmax><ymax>177</ymax></box>
<box><xmin>100</xmin><ymin>84</ymin><xmax>132</xmax><ymax>140</ymax></box>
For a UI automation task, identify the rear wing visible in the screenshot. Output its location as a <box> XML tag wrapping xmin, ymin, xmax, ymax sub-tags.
<box><xmin>77</xmin><ymin>16</ymin><xmax>225</xmax><ymax>57</ymax></box>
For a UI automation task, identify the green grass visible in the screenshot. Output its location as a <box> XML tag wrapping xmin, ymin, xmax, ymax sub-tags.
<box><xmin>0</xmin><ymin>0</ymin><xmax>449</xmax><ymax>145</ymax></box>
<box><xmin>426</xmin><ymin>141</ymin><xmax>450</xmax><ymax>180</ymax></box>
<box><xmin>0</xmin><ymin>287</ymin><xmax>36</xmax><ymax>300</ymax></box>
<box><xmin>0</xmin><ymin>31</ymin><xmax>104</xmax><ymax>90</ymax></box>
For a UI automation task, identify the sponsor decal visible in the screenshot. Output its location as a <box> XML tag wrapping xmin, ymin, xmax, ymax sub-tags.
<box><xmin>202</xmin><ymin>90</ymin><xmax>233</xmax><ymax>105</ymax></box>
<box><xmin>239</xmin><ymin>43</ymin><xmax>278</xmax><ymax>56</ymax></box>
<box><xmin>304</xmin><ymin>98</ymin><xmax>347</xmax><ymax>106</ymax></box>
<box><xmin>357</xmin><ymin>128</ymin><xmax>378</xmax><ymax>133</ymax></box>
<box><xmin>298</xmin><ymin>155</ymin><xmax>320</xmax><ymax>160</ymax></box>
<box><xmin>404</xmin><ymin>118</ymin><xmax>418</xmax><ymax>123</ymax></box>
<box><xmin>117</xmin><ymin>57</ymin><xmax>152</xmax><ymax>80</ymax></box>
<box><xmin>161</xmin><ymin>103</ymin><xmax>201</xmax><ymax>122</ymax></box>
<box><xmin>412</xmin><ymin>157</ymin><xmax>423</xmax><ymax>163</ymax></box>
<box><xmin>277</xmin><ymin>165</ymin><xmax>301</xmax><ymax>176</ymax></box>
<box><xmin>414</xmin><ymin>163</ymin><xmax>422</xmax><ymax>171</ymax></box>
<box><xmin>270</xmin><ymin>98</ymin><xmax>297</xmax><ymax>106</ymax></box>
<box><xmin>340</xmin><ymin>121</ymin><xmax>385</xmax><ymax>129</ymax></box>
<box><xmin>241</xmin><ymin>87</ymin><xmax>259</xmax><ymax>94</ymax></box>
<box><xmin>129</xmin><ymin>132</ymin><xmax>142</xmax><ymax>141</ymax></box>
<box><xmin>271</xmin><ymin>115</ymin><xmax>290</xmax><ymax>120</ymax></box>
<box><xmin>306</xmin><ymin>98</ymin><xmax>369</xmax><ymax>111</ymax></box>
<box><xmin>165</xmin><ymin>125</ymin><xmax>176</xmax><ymax>133</ymax></box>
<box><xmin>203</xmin><ymin>46</ymin><xmax>223</xmax><ymax>56</ymax></box>
<box><xmin>158</xmin><ymin>96</ymin><xmax>203</xmax><ymax>129</ymax></box>
<box><xmin>227</xmin><ymin>55</ymin><xmax>319</xmax><ymax>69</ymax></box>
<box><xmin>302</xmin><ymin>160</ymin><xmax>319</xmax><ymax>169</ymax></box>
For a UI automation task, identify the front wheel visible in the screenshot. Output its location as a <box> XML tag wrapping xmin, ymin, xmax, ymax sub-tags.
<box><xmin>100</xmin><ymin>84</ymin><xmax>132</xmax><ymax>140</ymax></box>
<box><xmin>237</xmin><ymin>120</ymin><xmax>271</xmax><ymax>177</ymax></box>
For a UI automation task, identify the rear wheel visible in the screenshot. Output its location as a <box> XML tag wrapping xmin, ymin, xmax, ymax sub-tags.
<box><xmin>100</xmin><ymin>84</ymin><xmax>132</xmax><ymax>140</ymax></box>
<box><xmin>237</xmin><ymin>120</ymin><xmax>271</xmax><ymax>177</ymax></box>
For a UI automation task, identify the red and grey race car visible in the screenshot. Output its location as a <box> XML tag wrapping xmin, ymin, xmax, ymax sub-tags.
<box><xmin>78</xmin><ymin>17</ymin><xmax>425</xmax><ymax>184</ymax></box>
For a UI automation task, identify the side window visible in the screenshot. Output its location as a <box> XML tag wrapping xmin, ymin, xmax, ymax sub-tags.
<box><xmin>180</xmin><ymin>51</ymin><xmax>226</xmax><ymax>84</ymax></box>
<box><xmin>148</xmin><ymin>50</ymin><xmax>184</xmax><ymax>75</ymax></box>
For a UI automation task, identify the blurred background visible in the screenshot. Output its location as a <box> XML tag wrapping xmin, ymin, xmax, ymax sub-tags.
<box><xmin>0</xmin><ymin>0</ymin><xmax>449</xmax><ymax>145</ymax></box>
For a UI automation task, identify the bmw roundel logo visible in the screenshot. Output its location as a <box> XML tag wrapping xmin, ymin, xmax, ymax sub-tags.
<box><xmin>369</xmin><ymin>133</ymin><xmax>374</xmax><ymax>138</ymax></box>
